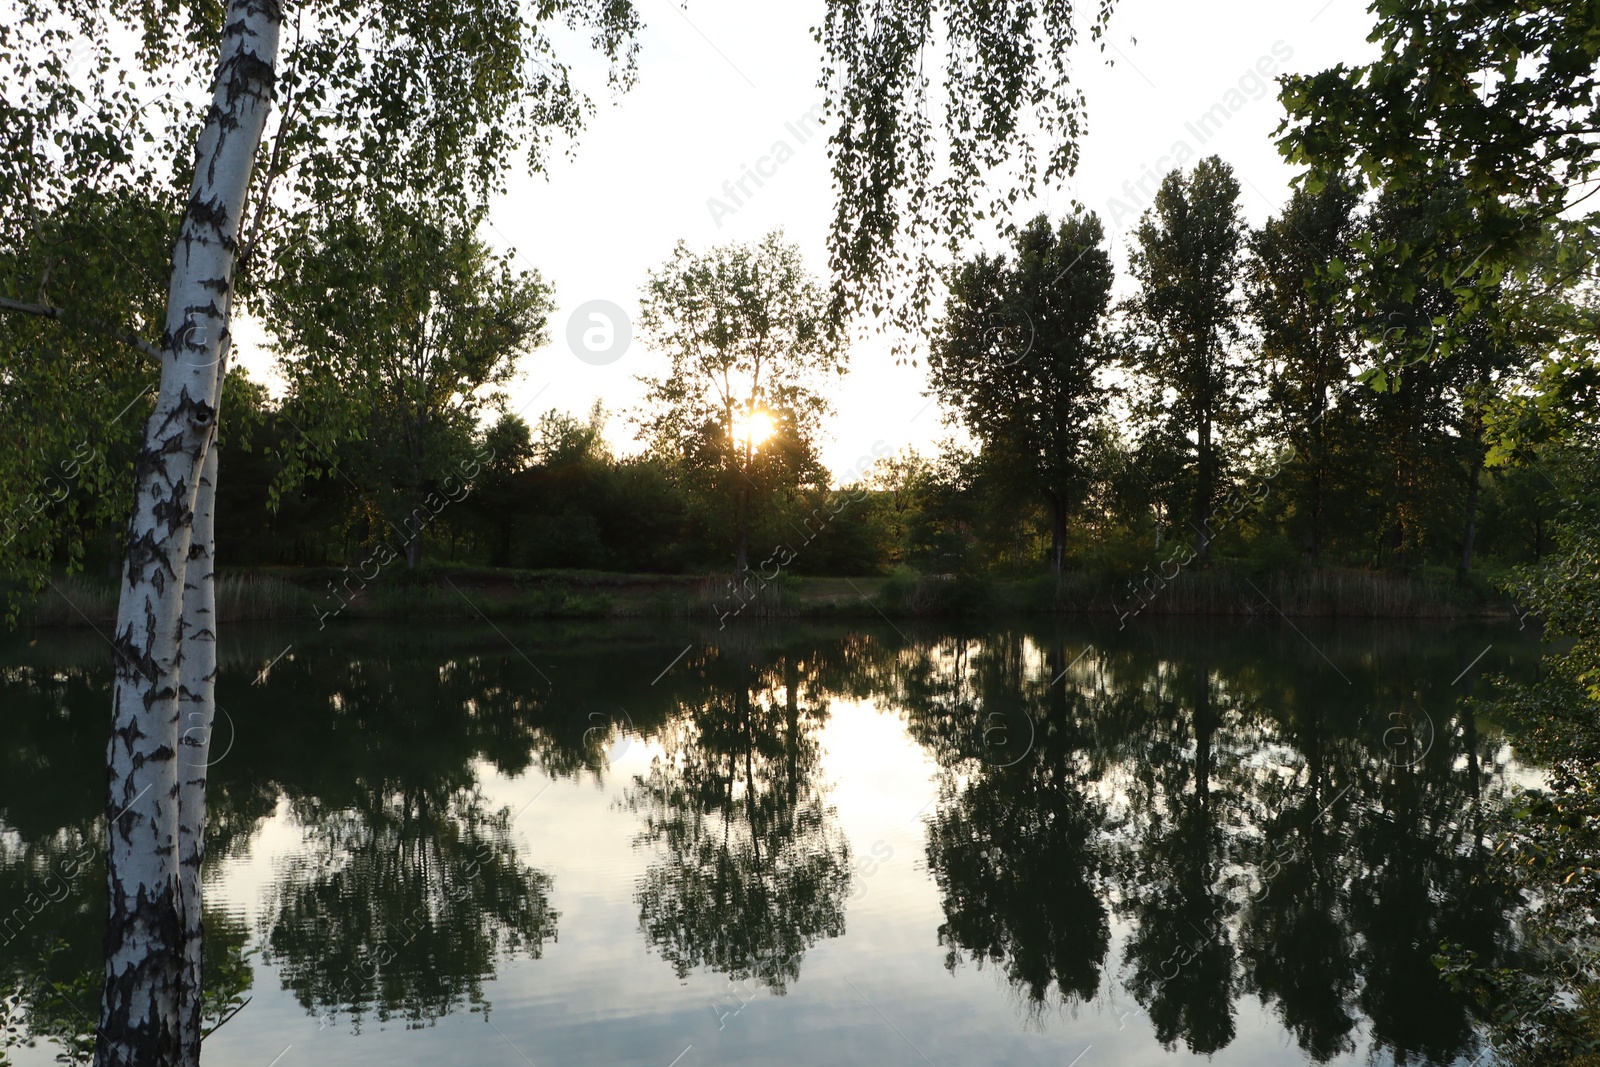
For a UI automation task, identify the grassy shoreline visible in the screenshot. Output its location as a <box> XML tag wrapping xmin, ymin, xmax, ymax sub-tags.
<box><xmin>17</xmin><ymin>564</ymin><xmax>1517</xmax><ymax>628</ymax></box>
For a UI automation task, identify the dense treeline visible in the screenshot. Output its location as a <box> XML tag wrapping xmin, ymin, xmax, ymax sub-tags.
<box><xmin>2</xmin><ymin>150</ymin><xmax>1583</xmax><ymax>597</ymax></box>
<box><xmin>47</xmin><ymin>165</ymin><xmax>1564</xmax><ymax>591</ymax></box>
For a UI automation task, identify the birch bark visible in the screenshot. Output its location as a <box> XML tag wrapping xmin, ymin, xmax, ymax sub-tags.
<box><xmin>176</xmin><ymin>422</ymin><xmax>221</xmax><ymax>1067</ymax></box>
<box><xmin>97</xmin><ymin>4</ymin><xmax>279</xmax><ymax>1064</ymax></box>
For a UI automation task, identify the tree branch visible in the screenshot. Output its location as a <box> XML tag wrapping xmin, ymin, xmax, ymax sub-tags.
<box><xmin>0</xmin><ymin>296</ymin><xmax>162</xmax><ymax>361</ymax></box>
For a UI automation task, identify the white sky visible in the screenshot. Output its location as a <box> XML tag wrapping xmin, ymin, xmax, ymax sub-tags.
<box><xmin>234</xmin><ymin>0</ymin><xmax>1380</xmax><ymax>477</ymax></box>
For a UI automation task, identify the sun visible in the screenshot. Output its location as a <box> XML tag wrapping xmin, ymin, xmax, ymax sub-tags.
<box><xmin>735</xmin><ymin>410</ymin><xmax>777</xmax><ymax>449</ymax></box>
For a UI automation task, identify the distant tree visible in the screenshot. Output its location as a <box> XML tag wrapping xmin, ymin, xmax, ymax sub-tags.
<box><xmin>532</xmin><ymin>402</ymin><xmax>610</xmax><ymax>468</ymax></box>
<box><xmin>637</xmin><ymin>232</ymin><xmax>845</xmax><ymax>575</ymax></box>
<box><xmin>1124</xmin><ymin>158</ymin><xmax>1250</xmax><ymax>565</ymax></box>
<box><xmin>929</xmin><ymin>212</ymin><xmax>1115</xmax><ymax>577</ymax></box>
<box><xmin>268</xmin><ymin>201</ymin><xmax>553</xmax><ymax>569</ymax></box>
<box><xmin>467</xmin><ymin>414</ymin><xmax>535</xmax><ymax>566</ymax></box>
<box><xmin>1245</xmin><ymin>176</ymin><xmax>1362</xmax><ymax>566</ymax></box>
<box><xmin>484</xmin><ymin>413</ymin><xmax>536</xmax><ymax>471</ymax></box>
<box><xmin>909</xmin><ymin>443</ymin><xmax>993</xmax><ymax>575</ymax></box>
<box><xmin>1099</xmin><ymin>425</ymin><xmax>1189</xmax><ymax>552</ymax></box>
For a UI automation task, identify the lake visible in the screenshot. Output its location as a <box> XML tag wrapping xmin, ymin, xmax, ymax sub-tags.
<box><xmin>0</xmin><ymin>617</ymin><xmax>1545</xmax><ymax>1066</ymax></box>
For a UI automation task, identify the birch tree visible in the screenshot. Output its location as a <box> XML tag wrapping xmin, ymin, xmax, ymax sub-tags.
<box><xmin>101</xmin><ymin>10</ymin><xmax>276</xmax><ymax>1063</ymax></box>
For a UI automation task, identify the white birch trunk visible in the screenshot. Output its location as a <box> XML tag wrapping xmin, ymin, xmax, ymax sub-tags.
<box><xmin>97</xmin><ymin>4</ymin><xmax>278</xmax><ymax>1064</ymax></box>
<box><xmin>176</xmin><ymin>427</ymin><xmax>220</xmax><ymax>1067</ymax></box>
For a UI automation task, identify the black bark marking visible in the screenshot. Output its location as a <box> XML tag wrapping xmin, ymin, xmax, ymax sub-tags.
<box><xmin>149</xmin><ymin>388</ymin><xmax>216</xmax><ymax>439</ymax></box>
<box><xmin>124</xmin><ymin>525</ymin><xmax>179</xmax><ymax>591</ymax></box>
<box><xmin>132</xmin><ymin>742</ymin><xmax>176</xmax><ymax>768</ymax></box>
<box><xmin>140</xmin><ymin>686</ymin><xmax>176</xmax><ymax>715</ymax></box>
<box><xmin>223</xmin><ymin>52</ymin><xmax>278</xmax><ymax>107</ymax></box>
<box><xmin>151</xmin><ymin>476</ymin><xmax>193</xmax><ymax>539</ymax></box>
<box><xmin>98</xmin><ymin>879</ymin><xmax>183</xmax><ymax>1063</ymax></box>
<box><xmin>131</xmin><ymin>442</ymin><xmax>167</xmax><ymax>491</ymax></box>
<box><xmin>184</xmin><ymin>194</ymin><xmax>232</xmax><ymax>241</ymax></box>
<box><xmin>110</xmin><ymin>623</ymin><xmax>160</xmax><ymax>685</ymax></box>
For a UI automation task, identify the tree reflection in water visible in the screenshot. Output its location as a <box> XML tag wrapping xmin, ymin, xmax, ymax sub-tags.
<box><xmin>627</xmin><ymin>648</ymin><xmax>852</xmax><ymax>992</ymax></box>
<box><xmin>0</xmin><ymin>621</ymin><xmax>1543</xmax><ymax>1065</ymax></box>
<box><xmin>261</xmin><ymin>786</ymin><xmax>555</xmax><ymax>1029</ymax></box>
<box><xmin>234</xmin><ymin>642</ymin><xmax>569</xmax><ymax>1030</ymax></box>
<box><xmin>1114</xmin><ymin>660</ymin><xmax>1241</xmax><ymax>1055</ymax></box>
<box><xmin>894</xmin><ymin>624</ymin><xmax>1528</xmax><ymax>1065</ymax></box>
<box><xmin>918</xmin><ymin>632</ymin><xmax>1111</xmax><ymax>1017</ymax></box>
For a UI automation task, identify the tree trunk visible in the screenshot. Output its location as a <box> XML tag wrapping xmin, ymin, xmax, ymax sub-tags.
<box><xmin>732</xmin><ymin>477</ymin><xmax>750</xmax><ymax>579</ymax></box>
<box><xmin>176</xmin><ymin>443</ymin><xmax>220</xmax><ymax>1067</ymax></box>
<box><xmin>405</xmin><ymin>532</ymin><xmax>422</xmax><ymax>570</ymax></box>
<box><xmin>1049</xmin><ymin>497</ymin><xmax>1066</xmax><ymax>580</ymax></box>
<box><xmin>1194</xmin><ymin>418</ymin><xmax>1213</xmax><ymax>565</ymax></box>
<box><xmin>1305</xmin><ymin>378</ymin><xmax>1328</xmax><ymax>568</ymax></box>
<box><xmin>1304</xmin><ymin>465</ymin><xmax>1324</xmax><ymax>567</ymax></box>
<box><xmin>1458</xmin><ymin>447</ymin><xmax>1483</xmax><ymax>583</ymax></box>
<box><xmin>97</xmin><ymin>5</ymin><xmax>278</xmax><ymax>1065</ymax></box>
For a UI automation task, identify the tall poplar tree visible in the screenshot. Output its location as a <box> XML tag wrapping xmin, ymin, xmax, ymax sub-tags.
<box><xmin>1245</xmin><ymin>176</ymin><xmax>1361</xmax><ymax>566</ymax></box>
<box><xmin>1124</xmin><ymin>157</ymin><xmax>1250</xmax><ymax>565</ymax></box>
<box><xmin>929</xmin><ymin>212</ymin><xmax>1115</xmax><ymax>577</ymax></box>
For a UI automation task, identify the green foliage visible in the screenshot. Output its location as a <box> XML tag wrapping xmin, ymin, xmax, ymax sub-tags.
<box><xmin>1439</xmin><ymin>521</ymin><xmax>1600</xmax><ymax>1066</ymax></box>
<box><xmin>0</xmin><ymin>185</ymin><xmax>166</xmax><ymax>616</ymax></box>
<box><xmin>1277</xmin><ymin>1</ymin><xmax>1600</xmax><ymax>376</ymax></box>
<box><xmin>3</xmin><ymin>0</ymin><xmax>1590</xmax><ymax>615</ymax></box>
<box><xmin>0</xmin><ymin>0</ymin><xmax>646</xmax><ymax>621</ymax></box>
<box><xmin>817</xmin><ymin>0</ymin><xmax>1119</xmax><ymax>343</ymax></box>
<box><xmin>1278</xmin><ymin>0</ymin><xmax>1600</xmax><ymax>270</ymax></box>
<box><xmin>267</xmin><ymin>199</ymin><xmax>553</xmax><ymax>567</ymax></box>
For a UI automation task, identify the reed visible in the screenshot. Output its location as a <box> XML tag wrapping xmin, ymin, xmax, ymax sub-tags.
<box><xmin>999</xmin><ymin>566</ymin><xmax>1482</xmax><ymax>618</ymax></box>
<box><xmin>28</xmin><ymin>573</ymin><xmax>308</xmax><ymax>627</ymax></box>
<box><xmin>216</xmin><ymin>575</ymin><xmax>307</xmax><ymax>621</ymax></box>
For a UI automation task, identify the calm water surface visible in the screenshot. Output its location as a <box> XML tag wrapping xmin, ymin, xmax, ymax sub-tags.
<box><xmin>0</xmin><ymin>618</ymin><xmax>1545</xmax><ymax>1066</ymax></box>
